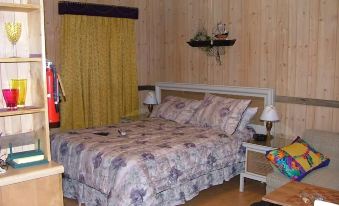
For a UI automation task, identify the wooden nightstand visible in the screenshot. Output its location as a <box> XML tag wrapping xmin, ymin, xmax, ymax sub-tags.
<box><xmin>239</xmin><ymin>136</ymin><xmax>291</xmax><ymax>192</ymax></box>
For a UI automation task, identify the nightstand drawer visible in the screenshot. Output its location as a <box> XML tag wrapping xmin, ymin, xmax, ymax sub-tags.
<box><xmin>246</xmin><ymin>151</ymin><xmax>272</xmax><ymax>176</ymax></box>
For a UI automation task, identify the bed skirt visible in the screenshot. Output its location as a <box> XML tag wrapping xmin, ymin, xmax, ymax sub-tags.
<box><xmin>63</xmin><ymin>161</ymin><xmax>244</xmax><ymax>206</ymax></box>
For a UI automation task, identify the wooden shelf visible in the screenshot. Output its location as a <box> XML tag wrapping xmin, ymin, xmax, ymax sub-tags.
<box><xmin>0</xmin><ymin>3</ymin><xmax>39</xmax><ymax>12</ymax></box>
<box><xmin>0</xmin><ymin>162</ymin><xmax>63</xmax><ymax>187</ymax></box>
<box><xmin>0</xmin><ymin>2</ymin><xmax>63</xmax><ymax>202</ymax></box>
<box><xmin>187</xmin><ymin>39</ymin><xmax>236</xmax><ymax>47</ymax></box>
<box><xmin>0</xmin><ymin>132</ymin><xmax>35</xmax><ymax>149</ymax></box>
<box><xmin>0</xmin><ymin>106</ymin><xmax>45</xmax><ymax>117</ymax></box>
<box><xmin>0</xmin><ymin>57</ymin><xmax>42</xmax><ymax>63</ymax></box>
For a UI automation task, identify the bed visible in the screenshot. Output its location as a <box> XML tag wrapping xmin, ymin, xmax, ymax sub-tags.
<box><xmin>51</xmin><ymin>82</ymin><xmax>274</xmax><ymax>206</ymax></box>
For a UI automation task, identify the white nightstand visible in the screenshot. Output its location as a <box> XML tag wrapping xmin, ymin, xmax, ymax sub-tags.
<box><xmin>239</xmin><ymin>136</ymin><xmax>290</xmax><ymax>192</ymax></box>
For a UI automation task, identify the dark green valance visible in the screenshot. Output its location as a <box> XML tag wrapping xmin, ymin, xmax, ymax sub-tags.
<box><xmin>58</xmin><ymin>1</ymin><xmax>138</xmax><ymax>20</ymax></box>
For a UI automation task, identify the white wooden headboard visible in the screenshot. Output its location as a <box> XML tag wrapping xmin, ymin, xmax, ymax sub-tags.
<box><xmin>155</xmin><ymin>82</ymin><xmax>275</xmax><ymax>133</ymax></box>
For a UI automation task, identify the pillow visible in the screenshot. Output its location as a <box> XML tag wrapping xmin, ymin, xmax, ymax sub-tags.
<box><xmin>190</xmin><ymin>93</ymin><xmax>251</xmax><ymax>135</ymax></box>
<box><xmin>150</xmin><ymin>96</ymin><xmax>202</xmax><ymax>124</ymax></box>
<box><xmin>237</xmin><ymin>107</ymin><xmax>258</xmax><ymax>131</ymax></box>
<box><xmin>266</xmin><ymin>137</ymin><xmax>330</xmax><ymax>181</ymax></box>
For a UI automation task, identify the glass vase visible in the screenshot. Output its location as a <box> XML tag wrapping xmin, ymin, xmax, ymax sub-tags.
<box><xmin>2</xmin><ymin>89</ymin><xmax>19</xmax><ymax>110</ymax></box>
<box><xmin>10</xmin><ymin>79</ymin><xmax>27</xmax><ymax>107</ymax></box>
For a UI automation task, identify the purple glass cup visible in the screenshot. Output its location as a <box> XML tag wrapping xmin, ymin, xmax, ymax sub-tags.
<box><xmin>2</xmin><ymin>89</ymin><xmax>19</xmax><ymax>110</ymax></box>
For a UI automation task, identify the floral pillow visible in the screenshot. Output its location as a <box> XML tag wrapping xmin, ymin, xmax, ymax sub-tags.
<box><xmin>150</xmin><ymin>96</ymin><xmax>202</xmax><ymax>124</ymax></box>
<box><xmin>266</xmin><ymin>137</ymin><xmax>330</xmax><ymax>181</ymax></box>
<box><xmin>190</xmin><ymin>93</ymin><xmax>251</xmax><ymax>135</ymax></box>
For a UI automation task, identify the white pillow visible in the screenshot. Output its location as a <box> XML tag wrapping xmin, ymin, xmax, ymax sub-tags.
<box><xmin>237</xmin><ymin>107</ymin><xmax>258</xmax><ymax>131</ymax></box>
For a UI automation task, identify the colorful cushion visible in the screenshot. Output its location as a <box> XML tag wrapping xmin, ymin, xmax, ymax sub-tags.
<box><xmin>150</xmin><ymin>96</ymin><xmax>202</xmax><ymax>124</ymax></box>
<box><xmin>190</xmin><ymin>93</ymin><xmax>251</xmax><ymax>135</ymax></box>
<box><xmin>237</xmin><ymin>107</ymin><xmax>258</xmax><ymax>131</ymax></box>
<box><xmin>266</xmin><ymin>137</ymin><xmax>330</xmax><ymax>181</ymax></box>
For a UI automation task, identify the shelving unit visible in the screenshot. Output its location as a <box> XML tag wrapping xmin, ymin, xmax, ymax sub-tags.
<box><xmin>0</xmin><ymin>1</ymin><xmax>64</xmax><ymax>205</ymax></box>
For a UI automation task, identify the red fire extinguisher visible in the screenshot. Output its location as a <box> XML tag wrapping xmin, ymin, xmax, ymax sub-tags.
<box><xmin>46</xmin><ymin>61</ymin><xmax>60</xmax><ymax>128</ymax></box>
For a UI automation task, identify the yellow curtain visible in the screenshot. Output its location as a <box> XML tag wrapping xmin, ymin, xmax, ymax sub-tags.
<box><xmin>60</xmin><ymin>15</ymin><xmax>139</xmax><ymax>130</ymax></box>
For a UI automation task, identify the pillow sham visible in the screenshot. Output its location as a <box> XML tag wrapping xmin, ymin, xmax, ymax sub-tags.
<box><xmin>237</xmin><ymin>107</ymin><xmax>258</xmax><ymax>131</ymax></box>
<box><xmin>266</xmin><ymin>137</ymin><xmax>330</xmax><ymax>181</ymax></box>
<box><xmin>190</xmin><ymin>93</ymin><xmax>251</xmax><ymax>135</ymax></box>
<box><xmin>150</xmin><ymin>96</ymin><xmax>202</xmax><ymax>124</ymax></box>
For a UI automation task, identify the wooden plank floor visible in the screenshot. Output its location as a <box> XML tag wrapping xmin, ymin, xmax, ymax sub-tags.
<box><xmin>64</xmin><ymin>175</ymin><xmax>266</xmax><ymax>206</ymax></box>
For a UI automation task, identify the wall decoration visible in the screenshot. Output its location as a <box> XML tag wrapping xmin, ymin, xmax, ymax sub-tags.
<box><xmin>187</xmin><ymin>23</ymin><xmax>236</xmax><ymax>65</ymax></box>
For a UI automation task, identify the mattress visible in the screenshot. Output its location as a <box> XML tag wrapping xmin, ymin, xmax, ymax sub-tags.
<box><xmin>51</xmin><ymin>118</ymin><xmax>253</xmax><ymax>206</ymax></box>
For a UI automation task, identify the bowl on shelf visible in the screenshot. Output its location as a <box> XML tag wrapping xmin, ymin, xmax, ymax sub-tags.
<box><xmin>2</xmin><ymin>88</ymin><xmax>19</xmax><ymax>110</ymax></box>
<box><xmin>215</xmin><ymin>33</ymin><xmax>229</xmax><ymax>39</ymax></box>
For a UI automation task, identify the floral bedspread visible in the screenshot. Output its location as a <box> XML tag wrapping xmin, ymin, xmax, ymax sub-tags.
<box><xmin>51</xmin><ymin>118</ymin><xmax>253</xmax><ymax>206</ymax></box>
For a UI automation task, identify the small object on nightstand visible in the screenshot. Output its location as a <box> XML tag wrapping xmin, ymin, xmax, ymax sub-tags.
<box><xmin>260</xmin><ymin>105</ymin><xmax>280</xmax><ymax>138</ymax></box>
<box><xmin>143</xmin><ymin>91</ymin><xmax>158</xmax><ymax>114</ymax></box>
<box><xmin>253</xmin><ymin>133</ymin><xmax>267</xmax><ymax>141</ymax></box>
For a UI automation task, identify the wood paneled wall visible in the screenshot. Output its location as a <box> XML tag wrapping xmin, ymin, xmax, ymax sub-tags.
<box><xmin>162</xmin><ymin>0</ymin><xmax>339</xmax><ymax>136</ymax></box>
<box><xmin>44</xmin><ymin>0</ymin><xmax>339</xmax><ymax>136</ymax></box>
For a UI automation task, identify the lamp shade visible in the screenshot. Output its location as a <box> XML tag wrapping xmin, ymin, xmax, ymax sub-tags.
<box><xmin>260</xmin><ymin>105</ymin><xmax>279</xmax><ymax>122</ymax></box>
<box><xmin>143</xmin><ymin>91</ymin><xmax>157</xmax><ymax>105</ymax></box>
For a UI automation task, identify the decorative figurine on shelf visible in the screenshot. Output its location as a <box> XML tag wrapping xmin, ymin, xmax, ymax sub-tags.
<box><xmin>213</xmin><ymin>22</ymin><xmax>228</xmax><ymax>39</ymax></box>
<box><xmin>5</xmin><ymin>22</ymin><xmax>22</xmax><ymax>57</ymax></box>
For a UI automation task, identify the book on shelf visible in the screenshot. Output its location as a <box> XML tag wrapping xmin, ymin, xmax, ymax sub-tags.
<box><xmin>13</xmin><ymin>154</ymin><xmax>44</xmax><ymax>164</ymax></box>
<box><xmin>6</xmin><ymin>140</ymin><xmax>48</xmax><ymax>169</ymax></box>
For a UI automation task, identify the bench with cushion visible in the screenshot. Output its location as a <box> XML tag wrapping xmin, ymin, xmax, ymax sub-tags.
<box><xmin>266</xmin><ymin>129</ymin><xmax>339</xmax><ymax>193</ymax></box>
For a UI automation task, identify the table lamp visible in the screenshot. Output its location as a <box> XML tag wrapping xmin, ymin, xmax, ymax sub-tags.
<box><xmin>260</xmin><ymin>105</ymin><xmax>280</xmax><ymax>138</ymax></box>
<box><xmin>143</xmin><ymin>91</ymin><xmax>157</xmax><ymax>114</ymax></box>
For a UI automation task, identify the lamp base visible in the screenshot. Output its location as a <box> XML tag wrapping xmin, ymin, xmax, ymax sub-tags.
<box><xmin>147</xmin><ymin>104</ymin><xmax>154</xmax><ymax>114</ymax></box>
<box><xmin>266</xmin><ymin>121</ymin><xmax>273</xmax><ymax>137</ymax></box>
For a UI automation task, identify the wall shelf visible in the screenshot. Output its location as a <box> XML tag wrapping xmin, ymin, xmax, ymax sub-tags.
<box><xmin>0</xmin><ymin>3</ymin><xmax>40</xmax><ymax>12</ymax></box>
<box><xmin>0</xmin><ymin>106</ymin><xmax>45</xmax><ymax>117</ymax></box>
<box><xmin>0</xmin><ymin>57</ymin><xmax>42</xmax><ymax>63</ymax></box>
<box><xmin>187</xmin><ymin>39</ymin><xmax>236</xmax><ymax>47</ymax></box>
